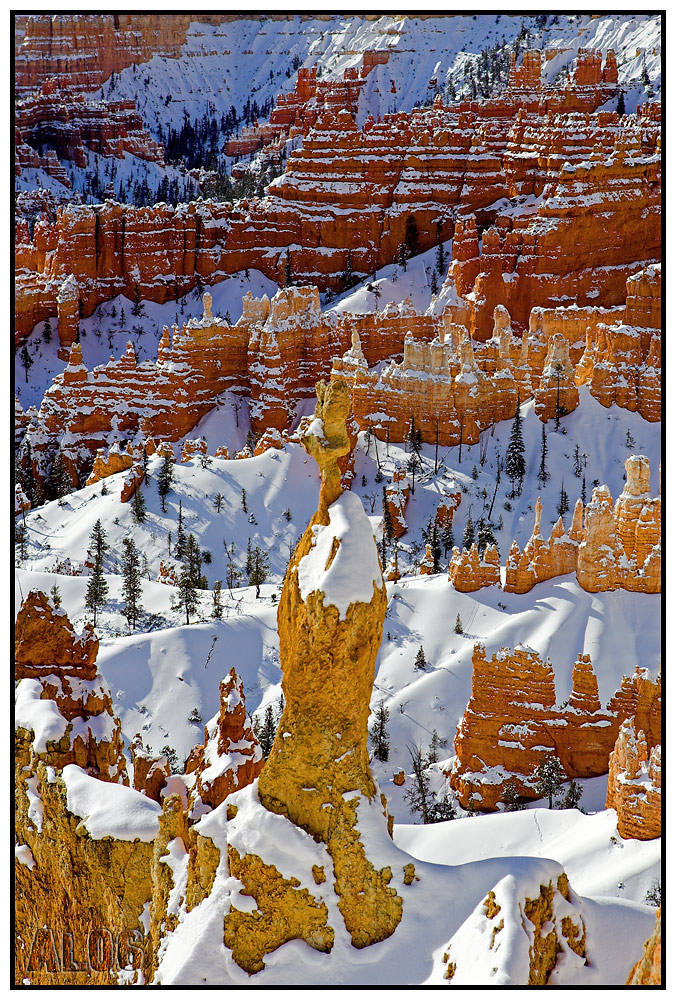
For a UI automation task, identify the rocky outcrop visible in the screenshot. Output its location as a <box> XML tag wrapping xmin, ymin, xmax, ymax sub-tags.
<box><xmin>130</xmin><ymin>736</ymin><xmax>170</xmax><ymax>803</ymax></box>
<box><xmin>442</xmin><ymin>872</ymin><xmax>587</xmax><ymax>985</ymax></box>
<box><xmin>15</xmin><ymin>591</ymin><xmax>127</xmax><ymax>781</ymax></box>
<box><xmin>14</xmin><ymin>591</ymin><xmax>157</xmax><ymax>984</ymax></box>
<box><xmin>15</xmin><ymin>14</ymin><xmax>228</xmax><ymax>95</ymax></box>
<box><xmin>224</xmin><ymin>379</ymin><xmax>402</xmax><ymax>970</ymax></box>
<box><xmin>15</xmin><ymin>79</ymin><xmax>163</xmax><ymax>185</ymax></box>
<box><xmin>449</xmin><ymin>543</ymin><xmax>501</xmax><ymax>592</ymax></box>
<box><xmin>606</xmin><ymin>719</ymin><xmax>661</xmax><ymax>841</ymax></box>
<box><xmin>449</xmin><ymin>642</ymin><xmax>661</xmax><ymax>811</ymax></box>
<box><xmin>627</xmin><ymin>909</ymin><xmax>661</xmax><ymax>985</ymax></box>
<box><xmin>336</xmin><ymin>330</ymin><xmax>517</xmax><ymax>447</ymax></box>
<box><xmin>384</xmin><ymin>465</ymin><xmax>410</xmax><ymax>538</ymax></box>
<box><xmin>184</xmin><ymin>668</ymin><xmax>263</xmax><ymax>812</ymax></box>
<box><xmin>577</xmin><ymin>456</ymin><xmax>661</xmax><ymax>593</ymax></box>
<box><xmin>504</xmin><ymin>497</ymin><xmax>584</xmax><ymax>594</ymax></box>
<box><xmin>502</xmin><ymin>458</ymin><xmax>661</xmax><ymax>596</ymax></box>
<box><xmin>23</xmin><ymin>297</ymin><xmax>251</xmax><ymax>487</ymax></box>
<box><xmin>16</xmin><ymin>59</ymin><xmax>658</xmax><ymax>340</ymax></box>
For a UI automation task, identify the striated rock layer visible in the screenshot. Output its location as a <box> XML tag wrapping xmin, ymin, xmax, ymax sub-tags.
<box><xmin>15</xmin><ymin>52</ymin><xmax>659</xmax><ymax>341</ymax></box>
<box><xmin>449</xmin><ymin>642</ymin><xmax>661</xmax><ymax>811</ymax></box>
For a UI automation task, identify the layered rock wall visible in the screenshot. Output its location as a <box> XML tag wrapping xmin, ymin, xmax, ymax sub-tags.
<box><xmin>449</xmin><ymin>643</ymin><xmax>661</xmax><ymax>811</ymax></box>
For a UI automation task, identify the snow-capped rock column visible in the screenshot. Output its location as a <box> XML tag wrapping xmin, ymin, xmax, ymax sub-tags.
<box><xmin>255</xmin><ymin>378</ymin><xmax>403</xmax><ymax>948</ymax></box>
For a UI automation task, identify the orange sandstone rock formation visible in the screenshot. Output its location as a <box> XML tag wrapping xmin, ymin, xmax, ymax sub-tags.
<box><xmin>606</xmin><ymin>718</ymin><xmax>661</xmax><ymax>841</ymax></box>
<box><xmin>15</xmin><ymin>590</ymin><xmax>127</xmax><ymax>782</ymax></box>
<box><xmin>185</xmin><ymin>668</ymin><xmax>263</xmax><ymax>812</ymax></box>
<box><xmin>449</xmin><ymin>543</ymin><xmax>501</xmax><ymax>592</ymax></box>
<box><xmin>504</xmin><ymin>497</ymin><xmax>584</xmax><ymax>594</ymax></box>
<box><xmin>627</xmin><ymin>909</ymin><xmax>661</xmax><ymax>985</ymax></box>
<box><xmin>227</xmin><ymin>379</ymin><xmax>403</xmax><ymax>967</ymax></box>
<box><xmin>449</xmin><ymin>643</ymin><xmax>661</xmax><ymax>811</ymax></box>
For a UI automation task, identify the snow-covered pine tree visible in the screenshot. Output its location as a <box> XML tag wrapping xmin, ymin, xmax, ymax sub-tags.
<box><xmin>505</xmin><ymin>398</ymin><xmax>526</xmax><ymax>495</ymax></box>
<box><xmin>462</xmin><ymin>512</ymin><xmax>475</xmax><ymax>549</ymax></box>
<box><xmin>534</xmin><ymin>751</ymin><xmax>566</xmax><ymax>809</ymax></box>
<box><xmin>131</xmin><ymin>482</ymin><xmax>147</xmax><ymax>524</ymax></box>
<box><xmin>84</xmin><ymin>519</ymin><xmax>109</xmax><ymax>627</ymax></box>
<box><xmin>556</xmin><ymin>479</ymin><xmax>570</xmax><ymax>519</ymax></box>
<box><xmin>121</xmin><ymin>537</ymin><xmax>143</xmax><ymax>631</ymax></box>
<box><xmin>369</xmin><ymin>699</ymin><xmax>390</xmax><ymax>762</ymax></box>
<box><xmin>212</xmin><ymin>581</ymin><xmax>224</xmax><ymax>619</ymax></box>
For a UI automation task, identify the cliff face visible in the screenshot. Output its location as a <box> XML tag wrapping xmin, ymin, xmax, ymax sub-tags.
<box><xmin>15</xmin><ymin>14</ymin><xmax>228</xmax><ymax>95</ymax></box>
<box><xmin>15</xmin><ymin>80</ymin><xmax>163</xmax><ymax>183</ymax></box>
<box><xmin>14</xmin><ymin>592</ymin><xmax>156</xmax><ymax>985</ymax></box>
<box><xmin>15</xmin><ymin>50</ymin><xmax>659</xmax><ymax>341</ymax></box>
<box><xmin>449</xmin><ymin>643</ymin><xmax>661</xmax><ymax>811</ymax></box>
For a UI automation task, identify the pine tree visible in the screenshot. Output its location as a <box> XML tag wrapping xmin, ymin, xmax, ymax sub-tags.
<box><xmin>397</xmin><ymin>242</ymin><xmax>409</xmax><ymax>271</ymax></box>
<box><xmin>176</xmin><ymin>538</ymin><xmax>202</xmax><ymax>625</ymax></box>
<box><xmin>142</xmin><ymin>446</ymin><xmax>149</xmax><ymax>485</ymax></box>
<box><xmin>249</xmin><ymin>545</ymin><xmax>270</xmax><ymax>598</ymax></box>
<box><xmin>404</xmin><ymin>214</ymin><xmax>419</xmax><ymax>256</ymax></box>
<box><xmin>241</xmin><ymin>488</ymin><xmax>248</xmax><ymax>513</ymax></box>
<box><xmin>50</xmin><ymin>582</ymin><xmax>62</xmax><ymax>608</ymax></box>
<box><xmin>342</xmin><ymin>249</ymin><xmax>354</xmax><ymax>290</ymax></box>
<box><xmin>581</xmin><ymin>474</ymin><xmax>587</xmax><ymax>507</ymax></box>
<box><xmin>258</xmin><ymin>705</ymin><xmax>277</xmax><ymax>758</ymax></box>
<box><xmin>502</xmin><ymin>778</ymin><xmax>526</xmax><ymax>811</ymax></box>
<box><xmin>15</xmin><ymin>519</ymin><xmax>27</xmax><ymax>561</ymax></box>
<box><xmin>556</xmin><ymin>479</ymin><xmax>570</xmax><ymax>519</ymax></box>
<box><xmin>534</xmin><ymin>751</ymin><xmax>566</xmax><ymax>809</ymax></box>
<box><xmin>369</xmin><ymin>700</ymin><xmax>390</xmax><ymax>762</ymax></box>
<box><xmin>430</xmin><ymin>269</ymin><xmax>438</xmax><ymax>295</ymax></box>
<box><xmin>441</xmin><ymin>520</ymin><xmax>454</xmax><ymax>557</ymax></box>
<box><xmin>573</xmin><ymin>443</ymin><xmax>582</xmax><ymax>478</ymax></box>
<box><xmin>426</xmin><ymin>729</ymin><xmax>447</xmax><ymax>766</ymax></box>
<box><xmin>617</xmin><ymin>90</ymin><xmax>626</xmax><ymax>117</ymax></box>
<box><xmin>476</xmin><ymin>518</ymin><xmax>497</xmax><ymax>559</ymax></box>
<box><xmin>382</xmin><ymin>487</ymin><xmax>395</xmax><ymax>542</ymax></box>
<box><xmin>131</xmin><ymin>482</ymin><xmax>147</xmax><ymax>524</ymax></box>
<box><xmin>403</xmin><ymin>745</ymin><xmax>432</xmax><ymax>824</ymax></box>
<box><xmin>213</xmin><ymin>492</ymin><xmax>225</xmax><ymax>513</ymax></box>
<box><xmin>157</xmin><ymin>452</ymin><xmax>174</xmax><ymax>512</ymax></box>
<box><xmin>176</xmin><ymin>500</ymin><xmax>186</xmax><ymax>560</ymax></box>
<box><xmin>43</xmin><ymin>316</ymin><xmax>52</xmax><ymax>343</ymax></box>
<box><xmin>537</xmin><ymin>423</ymin><xmax>550</xmax><ymax>486</ymax></box>
<box><xmin>121</xmin><ymin>537</ymin><xmax>143</xmax><ymax>631</ymax></box>
<box><xmin>284</xmin><ymin>249</ymin><xmax>292</xmax><ymax>287</ymax></box>
<box><xmin>414</xmin><ymin>645</ymin><xmax>427</xmax><ymax>671</ymax></box>
<box><xmin>454</xmin><ymin>613</ymin><xmax>463</xmax><ymax>635</ymax></box>
<box><xmin>20</xmin><ymin>345</ymin><xmax>34</xmax><ymax>383</ymax></box>
<box><xmin>505</xmin><ymin>398</ymin><xmax>526</xmax><ymax>495</ymax></box>
<box><xmin>462</xmin><ymin>512</ymin><xmax>474</xmax><ymax>549</ymax></box>
<box><xmin>212</xmin><ymin>581</ymin><xmax>224</xmax><ymax>620</ymax></box>
<box><xmin>430</xmin><ymin>520</ymin><xmax>442</xmax><ymax>572</ymax></box>
<box><xmin>48</xmin><ymin>450</ymin><xmax>71</xmax><ymax>500</ymax></box>
<box><xmin>558</xmin><ymin>780</ymin><xmax>583</xmax><ymax>811</ymax></box>
<box><xmin>406</xmin><ymin>451</ymin><xmax>421</xmax><ymax>495</ymax></box>
<box><xmin>436</xmin><ymin>230</ymin><xmax>446</xmax><ymax>275</ymax></box>
<box><xmin>84</xmin><ymin>520</ymin><xmax>109</xmax><ymax>627</ymax></box>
